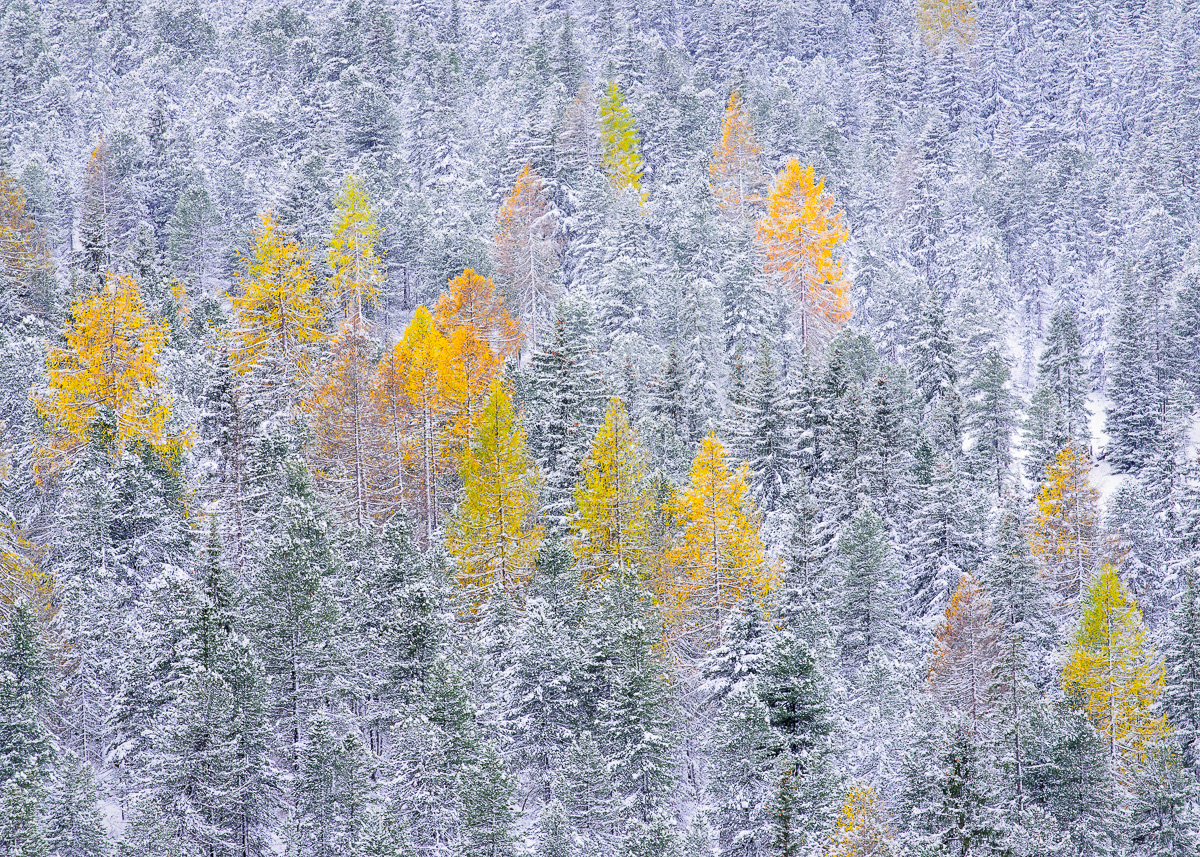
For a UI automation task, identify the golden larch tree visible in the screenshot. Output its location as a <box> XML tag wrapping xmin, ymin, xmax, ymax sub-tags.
<box><xmin>664</xmin><ymin>432</ymin><xmax>775</xmax><ymax>647</ymax></box>
<box><xmin>1061</xmin><ymin>563</ymin><xmax>1171</xmax><ymax>788</ymax></box>
<box><xmin>826</xmin><ymin>784</ymin><xmax>894</xmax><ymax>857</ymax></box>
<box><xmin>710</xmin><ymin>91</ymin><xmax>767</xmax><ymax>226</ymax></box>
<box><xmin>230</xmin><ymin>212</ymin><xmax>325</xmax><ymax>379</ymax></box>
<box><xmin>393</xmin><ymin>306</ymin><xmax>452</xmax><ymax>543</ymax></box>
<box><xmin>372</xmin><ymin>340</ymin><xmax>417</xmax><ymax>521</ymax></box>
<box><xmin>328</xmin><ymin>173</ymin><xmax>384</xmax><ymax>330</ymax></box>
<box><xmin>0</xmin><ymin>171</ymin><xmax>52</xmax><ymax>315</ymax></box>
<box><xmin>434</xmin><ymin>269</ymin><xmax>520</xmax><ymax>451</ymax></box>
<box><xmin>36</xmin><ymin>273</ymin><xmax>182</xmax><ymax>468</ymax></box>
<box><xmin>927</xmin><ymin>573</ymin><xmax>1001</xmax><ymax>734</ymax></box>
<box><xmin>447</xmin><ymin>380</ymin><xmax>543</xmax><ymax>613</ymax></box>
<box><xmin>305</xmin><ymin>327</ymin><xmax>388</xmax><ymax>528</ymax></box>
<box><xmin>492</xmin><ymin>165</ymin><xmax>559</xmax><ymax>349</ymax></box>
<box><xmin>1030</xmin><ymin>441</ymin><xmax>1100</xmax><ymax>614</ymax></box>
<box><xmin>570</xmin><ymin>398</ymin><xmax>655</xmax><ymax>587</ymax></box>
<box><xmin>916</xmin><ymin>0</ymin><xmax>979</xmax><ymax>52</ymax></box>
<box><xmin>598</xmin><ymin>80</ymin><xmax>647</xmax><ymax>202</ymax></box>
<box><xmin>757</xmin><ymin>158</ymin><xmax>851</xmax><ymax>352</ymax></box>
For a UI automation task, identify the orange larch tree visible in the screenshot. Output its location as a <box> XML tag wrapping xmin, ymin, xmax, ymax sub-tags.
<box><xmin>710</xmin><ymin>91</ymin><xmax>767</xmax><ymax>227</ymax></box>
<box><xmin>757</xmin><ymin>159</ymin><xmax>851</xmax><ymax>353</ymax></box>
<box><xmin>492</xmin><ymin>165</ymin><xmax>559</xmax><ymax>350</ymax></box>
<box><xmin>927</xmin><ymin>573</ymin><xmax>1001</xmax><ymax>735</ymax></box>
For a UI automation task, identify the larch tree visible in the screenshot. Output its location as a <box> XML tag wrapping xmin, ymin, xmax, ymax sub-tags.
<box><xmin>0</xmin><ymin>170</ymin><xmax>52</xmax><ymax>319</ymax></box>
<box><xmin>826</xmin><ymin>784</ymin><xmax>894</xmax><ymax>857</ymax></box>
<box><xmin>1062</xmin><ymin>563</ymin><xmax>1172</xmax><ymax>792</ymax></box>
<box><xmin>492</xmin><ymin>165</ymin><xmax>559</xmax><ymax>350</ymax></box>
<box><xmin>916</xmin><ymin>0</ymin><xmax>979</xmax><ymax>52</ymax></box>
<box><xmin>434</xmin><ymin>269</ymin><xmax>521</xmax><ymax>452</ymax></box>
<box><xmin>305</xmin><ymin>327</ymin><xmax>387</xmax><ymax>528</ymax></box>
<box><xmin>927</xmin><ymin>574</ymin><xmax>1000</xmax><ymax>735</ymax></box>
<box><xmin>371</xmin><ymin>341</ymin><xmax>416</xmax><ymax>521</ymax></box>
<box><xmin>757</xmin><ymin>159</ymin><xmax>851</xmax><ymax>353</ymax></box>
<box><xmin>1030</xmin><ymin>442</ymin><xmax>1101</xmax><ymax>614</ymax></box>
<box><xmin>598</xmin><ymin>80</ymin><xmax>647</xmax><ymax>202</ymax></box>
<box><xmin>570</xmin><ymin>397</ymin><xmax>654</xmax><ymax>587</ymax></box>
<box><xmin>36</xmin><ymin>273</ymin><xmax>183</xmax><ymax>469</ymax></box>
<box><xmin>665</xmin><ymin>432</ymin><xmax>775</xmax><ymax>649</ymax></box>
<box><xmin>230</xmin><ymin>212</ymin><xmax>325</xmax><ymax>382</ymax></box>
<box><xmin>328</xmin><ymin>173</ymin><xmax>384</xmax><ymax>331</ymax></box>
<box><xmin>446</xmin><ymin>380</ymin><xmax>544</xmax><ymax>613</ymax></box>
<box><xmin>710</xmin><ymin>90</ymin><xmax>767</xmax><ymax>227</ymax></box>
<box><xmin>392</xmin><ymin>305</ymin><xmax>452</xmax><ymax>544</ymax></box>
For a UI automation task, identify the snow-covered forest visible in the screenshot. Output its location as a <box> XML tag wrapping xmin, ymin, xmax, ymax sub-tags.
<box><xmin>2</xmin><ymin>0</ymin><xmax>1200</xmax><ymax>853</ymax></box>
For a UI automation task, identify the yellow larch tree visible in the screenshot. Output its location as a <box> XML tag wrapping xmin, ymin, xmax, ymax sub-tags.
<box><xmin>1</xmin><ymin>171</ymin><xmax>52</xmax><ymax>316</ymax></box>
<box><xmin>36</xmin><ymin>273</ymin><xmax>183</xmax><ymax>469</ymax></box>
<box><xmin>392</xmin><ymin>306</ymin><xmax>453</xmax><ymax>544</ymax></box>
<box><xmin>663</xmin><ymin>432</ymin><xmax>775</xmax><ymax>647</ymax></box>
<box><xmin>570</xmin><ymin>398</ymin><xmax>655</xmax><ymax>587</ymax></box>
<box><xmin>1061</xmin><ymin>563</ymin><xmax>1171</xmax><ymax>788</ymax></box>
<box><xmin>916</xmin><ymin>0</ymin><xmax>979</xmax><ymax>53</ymax></box>
<box><xmin>434</xmin><ymin>269</ymin><xmax>521</xmax><ymax>451</ymax></box>
<box><xmin>598</xmin><ymin>80</ymin><xmax>647</xmax><ymax>202</ymax></box>
<box><xmin>229</xmin><ymin>212</ymin><xmax>325</xmax><ymax>381</ymax></box>
<box><xmin>927</xmin><ymin>573</ymin><xmax>1000</xmax><ymax>735</ymax></box>
<box><xmin>328</xmin><ymin>173</ymin><xmax>384</xmax><ymax>330</ymax></box>
<box><xmin>1030</xmin><ymin>441</ymin><xmax>1100</xmax><ymax>614</ymax></box>
<box><xmin>492</xmin><ymin>164</ymin><xmax>559</xmax><ymax>350</ymax></box>
<box><xmin>305</xmin><ymin>327</ymin><xmax>388</xmax><ymax>528</ymax></box>
<box><xmin>447</xmin><ymin>380</ymin><xmax>543</xmax><ymax>613</ymax></box>
<box><xmin>757</xmin><ymin>158</ymin><xmax>851</xmax><ymax>353</ymax></box>
<box><xmin>826</xmin><ymin>784</ymin><xmax>894</xmax><ymax>857</ymax></box>
<box><xmin>710</xmin><ymin>90</ymin><xmax>767</xmax><ymax>227</ymax></box>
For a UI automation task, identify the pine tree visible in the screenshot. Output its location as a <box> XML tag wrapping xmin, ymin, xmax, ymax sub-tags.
<box><xmin>964</xmin><ymin>346</ymin><xmax>1018</xmax><ymax>498</ymax></box>
<box><xmin>736</xmin><ymin>343</ymin><xmax>792</xmax><ymax>514</ymax></box>
<box><xmin>834</xmin><ymin>503</ymin><xmax>897</xmax><ymax>667</ymax></box>
<box><xmin>1107</xmin><ymin>278</ymin><xmax>1171</xmax><ymax>475</ymax></box>
<box><xmin>1165</xmin><ymin>572</ymin><xmax>1200</xmax><ymax>774</ymax></box>
<box><xmin>43</xmin><ymin>753</ymin><xmax>108</xmax><ymax>857</ymax></box>
<box><xmin>756</xmin><ymin>159</ymin><xmax>850</xmax><ymax>353</ymax></box>
<box><xmin>1024</xmin><ymin>303</ymin><xmax>1091</xmax><ymax>480</ymax></box>
<box><xmin>0</xmin><ymin>603</ymin><xmax>52</xmax><ymax>857</ymax></box>
<box><xmin>447</xmin><ymin>380</ymin><xmax>544</xmax><ymax>612</ymax></box>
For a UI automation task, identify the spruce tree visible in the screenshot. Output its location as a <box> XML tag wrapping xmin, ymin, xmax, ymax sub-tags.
<box><xmin>1025</xmin><ymin>303</ymin><xmax>1091</xmax><ymax>480</ymax></box>
<box><xmin>0</xmin><ymin>602</ymin><xmax>52</xmax><ymax>857</ymax></box>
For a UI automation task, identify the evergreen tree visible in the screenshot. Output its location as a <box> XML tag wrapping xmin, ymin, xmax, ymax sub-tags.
<box><xmin>1025</xmin><ymin>303</ymin><xmax>1091</xmax><ymax>480</ymax></box>
<box><xmin>834</xmin><ymin>503</ymin><xmax>897</xmax><ymax>668</ymax></box>
<box><xmin>0</xmin><ymin>603</ymin><xmax>52</xmax><ymax>857</ymax></box>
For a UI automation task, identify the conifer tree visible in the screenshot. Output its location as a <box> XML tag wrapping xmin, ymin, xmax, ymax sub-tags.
<box><xmin>0</xmin><ymin>602</ymin><xmax>52</xmax><ymax>857</ymax></box>
<box><xmin>736</xmin><ymin>343</ymin><xmax>792</xmax><ymax>514</ymax></box>
<box><xmin>1030</xmin><ymin>442</ymin><xmax>1101</xmax><ymax>614</ymax></box>
<box><xmin>826</xmin><ymin>784</ymin><xmax>894</xmax><ymax>857</ymax></box>
<box><xmin>447</xmin><ymin>380</ymin><xmax>543</xmax><ymax>612</ymax></box>
<box><xmin>570</xmin><ymin>398</ymin><xmax>654</xmax><ymax>586</ymax></box>
<box><xmin>493</xmin><ymin>165</ymin><xmax>560</xmax><ymax>349</ymax></box>
<box><xmin>0</xmin><ymin>170</ymin><xmax>52</xmax><ymax>320</ymax></box>
<box><xmin>1025</xmin><ymin>304</ymin><xmax>1091</xmax><ymax>480</ymax></box>
<box><xmin>834</xmin><ymin>503</ymin><xmax>897</xmax><ymax>667</ymax></box>
<box><xmin>927</xmin><ymin>574</ymin><xmax>1000</xmax><ymax>734</ymax></box>
<box><xmin>36</xmin><ymin>272</ymin><xmax>180</xmax><ymax>468</ymax></box>
<box><xmin>1062</xmin><ymin>563</ymin><xmax>1171</xmax><ymax>791</ymax></box>
<box><xmin>665</xmin><ymin>432</ymin><xmax>774</xmax><ymax>648</ymax></box>
<box><xmin>598</xmin><ymin>81</ymin><xmax>646</xmax><ymax>202</ymax></box>
<box><xmin>964</xmin><ymin>346</ymin><xmax>1017</xmax><ymax>498</ymax></box>
<box><xmin>1165</xmin><ymin>572</ymin><xmax>1200</xmax><ymax>774</ymax></box>
<box><xmin>229</xmin><ymin>212</ymin><xmax>325</xmax><ymax>384</ymax></box>
<box><xmin>328</xmin><ymin>173</ymin><xmax>383</xmax><ymax>330</ymax></box>
<box><xmin>756</xmin><ymin>159</ymin><xmax>850</xmax><ymax>353</ymax></box>
<box><xmin>709</xmin><ymin>91</ymin><xmax>766</xmax><ymax>227</ymax></box>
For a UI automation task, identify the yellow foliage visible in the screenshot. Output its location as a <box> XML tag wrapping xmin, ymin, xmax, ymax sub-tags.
<box><xmin>1061</xmin><ymin>563</ymin><xmax>1171</xmax><ymax>785</ymax></box>
<box><xmin>827</xmin><ymin>784</ymin><xmax>894</xmax><ymax>857</ymax></box>
<box><xmin>0</xmin><ymin>171</ymin><xmax>52</xmax><ymax>310</ymax></box>
<box><xmin>916</xmin><ymin>0</ymin><xmax>979</xmax><ymax>52</ymax></box>
<box><xmin>0</xmin><ymin>518</ymin><xmax>51</xmax><ymax>625</ymax></box>
<box><xmin>927</xmin><ymin>574</ymin><xmax>1000</xmax><ymax>729</ymax></box>
<box><xmin>662</xmin><ymin>432</ymin><xmax>775</xmax><ymax>647</ymax></box>
<box><xmin>36</xmin><ymin>273</ymin><xmax>182</xmax><ymax>468</ymax></box>
<box><xmin>570</xmin><ymin>398</ymin><xmax>654</xmax><ymax>586</ymax></box>
<box><xmin>757</xmin><ymin>159</ymin><xmax>851</xmax><ymax>352</ymax></box>
<box><xmin>447</xmin><ymin>380</ymin><xmax>543</xmax><ymax>612</ymax></box>
<box><xmin>329</xmin><ymin>174</ymin><xmax>384</xmax><ymax>330</ymax></box>
<box><xmin>391</xmin><ymin>306</ymin><xmax>452</xmax><ymax>543</ymax></box>
<box><xmin>1030</xmin><ymin>442</ymin><xmax>1100</xmax><ymax>611</ymax></box>
<box><xmin>710</xmin><ymin>91</ymin><xmax>767</xmax><ymax>226</ymax></box>
<box><xmin>598</xmin><ymin>80</ymin><xmax>647</xmax><ymax>202</ymax></box>
<box><xmin>230</xmin><ymin>212</ymin><xmax>325</xmax><ymax>376</ymax></box>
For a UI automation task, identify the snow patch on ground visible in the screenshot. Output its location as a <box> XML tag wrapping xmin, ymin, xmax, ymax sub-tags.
<box><xmin>1086</xmin><ymin>393</ymin><xmax>1122</xmax><ymax>507</ymax></box>
<box><xmin>100</xmin><ymin>797</ymin><xmax>124</xmax><ymax>840</ymax></box>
